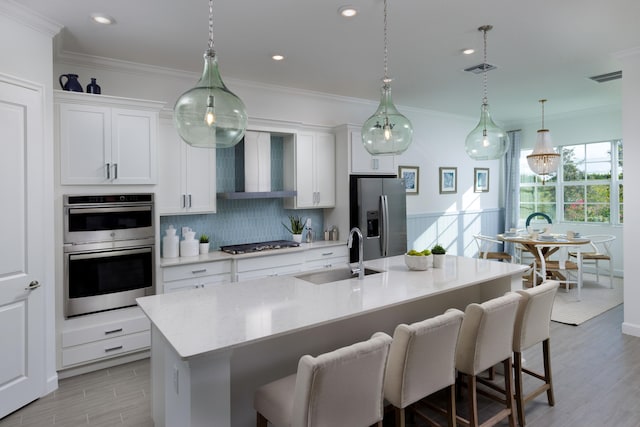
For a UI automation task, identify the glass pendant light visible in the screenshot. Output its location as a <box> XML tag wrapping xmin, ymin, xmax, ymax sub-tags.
<box><xmin>465</xmin><ymin>25</ymin><xmax>508</xmax><ymax>160</ymax></box>
<box><xmin>527</xmin><ymin>99</ymin><xmax>560</xmax><ymax>184</ymax></box>
<box><xmin>174</xmin><ymin>0</ymin><xmax>247</xmax><ymax>149</ymax></box>
<box><xmin>361</xmin><ymin>0</ymin><xmax>413</xmax><ymax>156</ymax></box>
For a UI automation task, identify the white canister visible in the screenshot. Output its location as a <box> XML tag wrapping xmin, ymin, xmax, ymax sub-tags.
<box><xmin>162</xmin><ymin>225</ymin><xmax>179</xmax><ymax>258</ymax></box>
<box><xmin>180</xmin><ymin>228</ymin><xmax>199</xmax><ymax>257</ymax></box>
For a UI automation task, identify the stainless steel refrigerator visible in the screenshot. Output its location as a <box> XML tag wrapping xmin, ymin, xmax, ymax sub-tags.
<box><xmin>349</xmin><ymin>175</ymin><xmax>407</xmax><ymax>261</ymax></box>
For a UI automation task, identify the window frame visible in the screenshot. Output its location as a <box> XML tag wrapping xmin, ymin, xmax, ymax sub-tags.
<box><xmin>519</xmin><ymin>139</ymin><xmax>623</xmax><ymax>225</ymax></box>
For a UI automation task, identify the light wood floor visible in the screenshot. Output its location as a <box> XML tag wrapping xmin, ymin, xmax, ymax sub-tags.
<box><xmin>1</xmin><ymin>304</ymin><xmax>639</xmax><ymax>426</ymax></box>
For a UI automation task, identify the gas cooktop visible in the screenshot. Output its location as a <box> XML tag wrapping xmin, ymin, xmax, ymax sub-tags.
<box><xmin>220</xmin><ymin>240</ymin><xmax>300</xmax><ymax>255</ymax></box>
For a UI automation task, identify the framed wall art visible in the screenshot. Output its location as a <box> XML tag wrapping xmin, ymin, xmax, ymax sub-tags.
<box><xmin>474</xmin><ymin>168</ymin><xmax>490</xmax><ymax>193</ymax></box>
<box><xmin>398</xmin><ymin>165</ymin><xmax>419</xmax><ymax>194</ymax></box>
<box><xmin>439</xmin><ymin>167</ymin><xmax>457</xmax><ymax>194</ymax></box>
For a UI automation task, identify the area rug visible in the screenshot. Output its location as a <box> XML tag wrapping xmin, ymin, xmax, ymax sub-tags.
<box><xmin>551</xmin><ymin>276</ymin><xmax>623</xmax><ymax>326</ymax></box>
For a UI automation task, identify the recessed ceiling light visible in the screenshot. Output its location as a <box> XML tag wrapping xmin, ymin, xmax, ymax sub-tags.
<box><xmin>272</xmin><ymin>54</ymin><xmax>285</xmax><ymax>61</ymax></box>
<box><xmin>462</xmin><ymin>48</ymin><xmax>475</xmax><ymax>55</ymax></box>
<box><xmin>90</xmin><ymin>13</ymin><xmax>115</xmax><ymax>25</ymax></box>
<box><xmin>338</xmin><ymin>6</ymin><xmax>358</xmax><ymax>18</ymax></box>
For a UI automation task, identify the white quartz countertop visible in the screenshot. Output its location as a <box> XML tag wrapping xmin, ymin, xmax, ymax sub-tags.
<box><xmin>159</xmin><ymin>240</ymin><xmax>346</xmax><ymax>267</ymax></box>
<box><xmin>138</xmin><ymin>255</ymin><xmax>527</xmax><ymax>359</ymax></box>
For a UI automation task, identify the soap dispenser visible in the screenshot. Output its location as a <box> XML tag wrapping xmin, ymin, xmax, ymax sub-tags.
<box><xmin>305</xmin><ymin>218</ymin><xmax>314</xmax><ymax>243</ymax></box>
<box><xmin>162</xmin><ymin>225</ymin><xmax>179</xmax><ymax>258</ymax></box>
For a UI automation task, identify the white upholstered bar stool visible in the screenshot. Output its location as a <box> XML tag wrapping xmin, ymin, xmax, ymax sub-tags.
<box><xmin>455</xmin><ymin>293</ymin><xmax>522</xmax><ymax>427</ymax></box>
<box><xmin>253</xmin><ymin>332</ymin><xmax>392</xmax><ymax>427</ymax></box>
<box><xmin>383</xmin><ymin>309</ymin><xmax>464</xmax><ymax>427</ymax></box>
<box><xmin>512</xmin><ymin>280</ymin><xmax>560</xmax><ymax>426</ymax></box>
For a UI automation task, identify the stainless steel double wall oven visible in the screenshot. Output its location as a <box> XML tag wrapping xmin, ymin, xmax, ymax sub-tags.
<box><xmin>63</xmin><ymin>194</ymin><xmax>155</xmax><ymax>318</ymax></box>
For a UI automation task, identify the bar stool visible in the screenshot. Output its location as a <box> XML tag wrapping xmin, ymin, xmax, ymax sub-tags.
<box><xmin>253</xmin><ymin>332</ymin><xmax>392</xmax><ymax>427</ymax></box>
<box><xmin>512</xmin><ymin>280</ymin><xmax>560</xmax><ymax>426</ymax></box>
<box><xmin>383</xmin><ymin>309</ymin><xmax>464</xmax><ymax>427</ymax></box>
<box><xmin>455</xmin><ymin>293</ymin><xmax>522</xmax><ymax>427</ymax></box>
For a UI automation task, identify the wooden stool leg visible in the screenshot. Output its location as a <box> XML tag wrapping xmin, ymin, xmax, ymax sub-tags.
<box><xmin>257</xmin><ymin>412</ymin><xmax>268</xmax><ymax>427</ymax></box>
<box><xmin>468</xmin><ymin>374</ymin><xmax>479</xmax><ymax>427</ymax></box>
<box><xmin>543</xmin><ymin>339</ymin><xmax>555</xmax><ymax>406</ymax></box>
<box><xmin>504</xmin><ymin>358</ymin><xmax>517</xmax><ymax>427</ymax></box>
<box><xmin>395</xmin><ymin>407</ymin><xmax>406</xmax><ymax>427</ymax></box>
<box><xmin>447</xmin><ymin>383</ymin><xmax>457</xmax><ymax>427</ymax></box>
<box><xmin>513</xmin><ymin>352</ymin><xmax>526</xmax><ymax>427</ymax></box>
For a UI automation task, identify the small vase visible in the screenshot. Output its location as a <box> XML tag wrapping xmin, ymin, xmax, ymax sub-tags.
<box><xmin>433</xmin><ymin>254</ymin><xmax>445</xmax><ymax>268</ymax></box>
<box><xmin>199</xmin><ymin>242</ymin><xmax>210</xmax><ymax>254</ymax></box>
<box><xmin>292</xmin><ymin>234</ymin><xmax>303</xmax><ymax>243</ymax></box>
<box><xmin>86</xmin><ymin>78</ymin><xmax>101</xmax><ymax>94</ymax></box>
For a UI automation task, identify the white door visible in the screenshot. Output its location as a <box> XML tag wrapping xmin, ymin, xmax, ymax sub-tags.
<box><xmin>0</xmin><ymin>78</ymin><xmax>46</xmax><ymax>418</ymax></box>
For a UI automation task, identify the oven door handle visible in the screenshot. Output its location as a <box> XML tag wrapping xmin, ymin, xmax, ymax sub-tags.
<box><xmin>69</xmin><ymin>247</ymin><xmax>152</xmax><ymax>260</ymax></box>
<box><xmin>68</xmin><ymin>206</ymin><xmax>152</xmax><ymax>215</ymax></box>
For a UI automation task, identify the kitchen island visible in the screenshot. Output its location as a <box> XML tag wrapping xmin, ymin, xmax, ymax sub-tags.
<box><xmin>137</xmin><ymin>255</ymin><xmax>527</xmax><ymax>427</ymax></box>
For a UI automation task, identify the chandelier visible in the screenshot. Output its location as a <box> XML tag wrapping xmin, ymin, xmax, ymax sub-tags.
<box><xmin>527</xmin><ymin>99</ymin><xmax>560</xmax><ymax>184</ymax></box>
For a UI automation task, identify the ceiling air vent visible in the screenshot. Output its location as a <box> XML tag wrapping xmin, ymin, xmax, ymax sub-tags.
<box><xmin>589</xmin><ymin>70</ymin><xmax>622</xmax><ymax>83</ymax></box>
<box><xmin>464</xmin><ymin>63</ymin><xmax>497</xmax><ymax>74</ymax></box>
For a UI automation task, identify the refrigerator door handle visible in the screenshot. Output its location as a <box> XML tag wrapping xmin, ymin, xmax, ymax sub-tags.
<box><xmin>381</xmin><ymin>194</ymin><xmax>389</xmax><ymax>256</ymax></box>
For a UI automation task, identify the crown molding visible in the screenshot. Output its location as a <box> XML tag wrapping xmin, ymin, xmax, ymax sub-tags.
<box><xmin>0</xmin><ymin>0</ymin><xmax>62</xmax><ymax>37</ymax></box>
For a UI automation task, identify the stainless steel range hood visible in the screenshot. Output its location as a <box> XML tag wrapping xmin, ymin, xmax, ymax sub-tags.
<box><xmin>216</xmin><ymin>131</ymin><xmax>296</xmax><ymax>200</ymax></box>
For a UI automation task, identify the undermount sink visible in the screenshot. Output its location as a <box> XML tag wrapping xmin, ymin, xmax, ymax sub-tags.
<box><xmin>295</xmin><ymin>267</ymin><xmax>383</xmax><ymax>285</ymax></box>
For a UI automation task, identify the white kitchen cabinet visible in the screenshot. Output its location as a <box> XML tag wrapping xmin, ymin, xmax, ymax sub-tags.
<box><xmin>283</xmin><ymin>131</ymin><xmax>335</xmax><ymax>209</ymax></box>
<box><xmin>156</xmin><ymin>116</ymin><xmax>217</xmax><ymax>214</ymax></box>
<box><xmin>350</xmin><ymin>129</ymin><xmax>396</xmax><ymax>174</ymax></box>
<box><xmin>236</xmin><ymin>252</ymin><xmax>305</xmax><ymax>281</ymax></box>
<box><xmin>161</xmin><ymin>259</ymin><xmax>232</xmax><ymax>293</ymax></box>
<box><xmin>56</xmin><ymin>91</ymin><xmax>163</xmax><ymax>185</ymax></box>
<box><xmin>304</xmin><ymin>245</ymin><xmax>349</xmax><ymax>271</ymax></box>
<box><xmin>60</xmin><ymin>306</ymin><xmax>150</xmax><ymax>369</ymax></box>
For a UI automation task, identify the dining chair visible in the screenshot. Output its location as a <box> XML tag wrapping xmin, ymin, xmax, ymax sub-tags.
<box><xmin>455</xmin><ymin>293</ymin><xmax>521</xmax><ymax>427</ymax></box>
<box><xmin>384</xmin><ymin>309</ymin><xmax>464</xmax><ymax>427</ymax></box>
<box><xmin>254</xmin><ymin>332</ymin><xmax>392</xmax><ymax>427</ymax></box>
<box><xmin>568</xmin><ymin>235</ymin><xmax>615</xmax><ymax>288</ymax></box>
<box><xmin>534</xmin><ymin>244</ymin><xmax>583</xmax><ymax>300</ymax></box>
<box><xmin>512</xmin><ymin>281</ymin><xmax>560</xmax><ymax>426</ymax></box>
<box><xmin>473</xmin><ymin>234</ymin><xmax>512</xmax><ymax>262</ymax></box>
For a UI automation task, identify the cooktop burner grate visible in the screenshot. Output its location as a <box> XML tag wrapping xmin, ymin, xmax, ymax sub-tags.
<box><xmin>220</xmin><ymin>240</ymin><xmax>300</xmax><ymax>254</ymax></box>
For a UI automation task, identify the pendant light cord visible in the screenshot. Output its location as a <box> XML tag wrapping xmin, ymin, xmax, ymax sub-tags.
<box><xmin>382</xmin><ymin>0</ymin><xmax>390</xmax><ymax>85</ymax></box>
<box><xmin>482</xmin><ymin>26</ymin><xmax>489</xmax><ymax>106</ymax></box>
<box><xmin>539</xmin><ymin>99</ymin><xmax>546</xmax><ymax>129</ymax></box>
<box><xmin>207</xmin><ymin>0</ymin><xmax>215</xmax><ymax>55</ymax></box>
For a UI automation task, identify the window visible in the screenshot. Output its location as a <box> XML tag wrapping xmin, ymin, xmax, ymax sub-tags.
<box><xmin>519</xmin><ymin>140</ymin><xmax>623</xmax><ymax>225</ymax></box>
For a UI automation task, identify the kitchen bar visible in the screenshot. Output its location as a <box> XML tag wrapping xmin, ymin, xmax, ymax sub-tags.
<box><xmin>137</xmin><ymin>255</ymin><xmax>528</xmax><ymax>427</ymax></box>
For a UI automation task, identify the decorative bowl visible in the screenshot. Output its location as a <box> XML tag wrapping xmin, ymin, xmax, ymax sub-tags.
<box><xmin>404</xmin><ymin>254</ymin><xmax>431</xmax><ymax>271</ymax></box>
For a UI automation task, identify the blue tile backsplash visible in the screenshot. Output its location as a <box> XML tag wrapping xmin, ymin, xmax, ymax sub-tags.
<box><xmin>159</xmin><ymin>135</ymin><xmax>325</xmax><ymax>251</ymax></box>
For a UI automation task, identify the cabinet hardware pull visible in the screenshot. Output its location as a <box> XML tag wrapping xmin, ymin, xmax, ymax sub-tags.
<box><xmin>191</xmin><ymin>269</ymin><xmax>207</xmax><ymax>274</ymax></box>
<box><xmin>106</xmin><ymin>163</ymin><xmax>111</xmax><ymax>179</ymax></box>
<box><xmin>104</xmin><ymin>328</ymin><xmax>123</xmax><ymax>335</ymax></box>
<box><xmin>104</xmin><ymin>345</ymin><xmax>124</xmax><ymax>353</ymax></box>
<box><xmin>188</xmin><ymin>194</ymin><xmax>192</xmax><ymax>208</ymax></box>
<box><xmin>321</xmin><ymin>252</ymin><xmax>333</xmax><ymax>256</ymax></box>
<box><xmin>182</xmin><ymin>194</ymin><xmax>186</xmax><ymax>208</ymax></box>
<box><xmin>114</xmin><ymin>163</ymin><xmax>118</xmax><ymax>179</ymax></box>
<box><xmin>25</xmin><ymin>280</ymin><xmax>40</xmax><ymax>290</ymax></box>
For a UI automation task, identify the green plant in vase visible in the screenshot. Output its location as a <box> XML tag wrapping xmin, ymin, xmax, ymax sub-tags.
<box><xmin>199</xmin><ymin>234</ymin><xmax>209</xmax><ymax>244</ymax></box>
<box><xmin>431</xmin><ymin>244</ymin><xmax>446</xmax><ymax>268</ymax></box>
<box><xmin>283</xmin><ymin>216</ymin><xmax>306</xmax><ymax>242</ymax></box>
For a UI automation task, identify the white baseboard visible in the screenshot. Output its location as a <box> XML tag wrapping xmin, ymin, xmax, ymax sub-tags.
<box><xmin>622</xmin><ymin>322</ymin><xmax>640</xmax><ymax>337</ymax></box>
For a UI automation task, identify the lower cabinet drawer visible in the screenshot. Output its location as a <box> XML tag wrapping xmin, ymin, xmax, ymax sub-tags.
<box><xmin>62</xmin><ymin>330</ymin><xmax>150</xmax><ymax>367</ymax></box>
<box><xmin>62</xmin><ymin>313</ymin><xmax>150</xmax><ymax>348</ymax></box>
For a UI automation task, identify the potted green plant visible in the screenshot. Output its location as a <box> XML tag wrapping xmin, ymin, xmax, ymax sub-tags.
<box><xmin>431</xmin><ymin>244</ymin><xmax>447</xmax><ymax>268</ymax></box>
<box><xmin>283</xmin><ymin>216</ymin><xmax>306</xmax><ymax>242</ymax></box>
<box><xmin>199</xmin><ymin>234</ymin><xmax>210</xmax><ymax>255</ymax></box>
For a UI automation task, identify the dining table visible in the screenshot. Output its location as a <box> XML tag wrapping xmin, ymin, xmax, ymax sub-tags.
<box><xmin>498</xmin><ymin>233</ymin><xmax>591</xmax><ymax>285</ymax></box>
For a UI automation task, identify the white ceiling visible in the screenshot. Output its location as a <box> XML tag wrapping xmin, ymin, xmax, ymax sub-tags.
<box><xmin>19</xmin><ymin>0</ymin><xmax>639</xmax><ymax>123</ymax></box>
